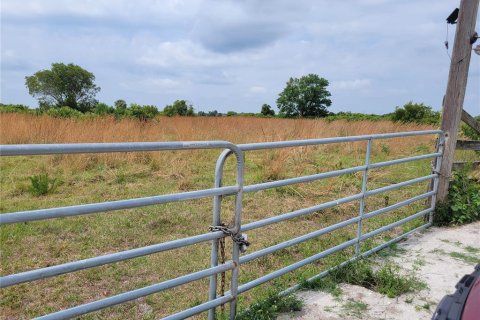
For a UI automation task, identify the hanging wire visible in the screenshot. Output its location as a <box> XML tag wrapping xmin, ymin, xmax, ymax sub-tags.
<box><xmin>445</xmin><ymin>23</ymin><xmax>452</xmax><ymax>61</ymax></box>
<box><xmin>444</xmin><ymin>22</ymin><xmax>471</xmax><ymax>65</ymax></box>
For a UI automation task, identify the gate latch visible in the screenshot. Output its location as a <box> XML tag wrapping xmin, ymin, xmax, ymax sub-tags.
<box><xmin>209</xmin><ymin>224</ymin><xmax>250</xmax><ymax>253</ymax></box>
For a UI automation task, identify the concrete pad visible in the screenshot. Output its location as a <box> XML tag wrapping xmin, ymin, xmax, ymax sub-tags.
<box><xmin>278</xmin><ymin>221</ymin><xmax>480</xmax><ymax>320</ymax></box>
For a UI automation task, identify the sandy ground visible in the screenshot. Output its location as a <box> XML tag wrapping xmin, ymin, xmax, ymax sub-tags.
<box><xmin>278</xmin><ymin>221</ymin><xmax>480</xmax><ymax>320</ymax></box>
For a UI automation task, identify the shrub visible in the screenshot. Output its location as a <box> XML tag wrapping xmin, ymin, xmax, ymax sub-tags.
<box><xmin>392</xmin><ymin>102</ymin><xmax>440</xmax><ymax>124</ymax></box>
<box><xmin>461</xmin><ymin>115</ymin><xmax>480</xmax><ymax>140</ymax></box>
<box><xmin>163</xmin><ymin>100</ymin><xmax>194</xmax><ymax>117</ymax></box>
<box><xmin>94</xmin><ymin>102</ymin><xmax>115</xmax><ymax>115</ymax></box>
<box><xmin>325</xmin><ymin>112</ymin><xmax>386</xmax><ymax>122</ymax></box>
<box><xmin>127</xmin><ymin>104</ymin><xmax>159</xmax><ymax>121</ymax></box>
<box><xmin>260</xmin><ymin>104</ymin><xmax>275</xmax><ymax>117</ymax></box>
<box><xmin>434</xmin><ymin>169</ymin><xmax>480</xmax><ymax>226</ymax></box>
<box><xmin>46</xmin><ymin>106</ymin><xmax>84</xmax><ymax>118</ymax></box>
<box><xmin>0</xmin><ymin>103</ymin><xmax>32</xmax><ymax>113</ymax></box>
<box><xmin>29</xmin><ymin>173</ymin><xmax>58</xmax><ymax>196</ymax></box>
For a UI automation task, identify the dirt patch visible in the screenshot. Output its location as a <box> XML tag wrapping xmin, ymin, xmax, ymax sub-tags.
<box><xmin>278</xmin><ymin>221</ymin><xmax>480</xmax><ymax>320</ymax></box>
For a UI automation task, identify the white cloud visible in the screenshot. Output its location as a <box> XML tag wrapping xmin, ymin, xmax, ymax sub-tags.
<box><xmin>331</xmin><ymin>79</ymin><xmax>372</xmax><ymax>90</ymax></box>
<box><xmin>1</xmin><ymin>0</ymin><xmax>478</xmax><ymax>114</ymax></box>
<box><xmin>249</xmin><ymin>86</ymin><xmax>267</xmax><ymax>93</ymax></box>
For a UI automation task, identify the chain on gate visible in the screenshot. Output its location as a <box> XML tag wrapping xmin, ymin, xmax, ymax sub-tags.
<box><xmin>219</xmin><ymin>235</ymin><xmax>226</xmax><ymax>315</ymax></box>
<box><xmin>209</xmin><ymin>223</ymin><xmax>250</xmax><ymax>317</ymax></box>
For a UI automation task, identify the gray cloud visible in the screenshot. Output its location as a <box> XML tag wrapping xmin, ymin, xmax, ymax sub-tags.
<box><xmin>1</xmin><ymin>0</ymin><xmax>478</xmax><ymax>115</ymax></box>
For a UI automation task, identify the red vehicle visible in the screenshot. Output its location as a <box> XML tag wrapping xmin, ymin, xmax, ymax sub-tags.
<box><xmin>432</xmin><ymin>264</ymin><xmax>480</xmax><ymax>320</ymax></box>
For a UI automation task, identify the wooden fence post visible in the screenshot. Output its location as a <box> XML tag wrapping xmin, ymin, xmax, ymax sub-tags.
<box><xmin>437</xmin><ymin>0</ymin><xmax>479</xmax><ymax>202</ymax></box>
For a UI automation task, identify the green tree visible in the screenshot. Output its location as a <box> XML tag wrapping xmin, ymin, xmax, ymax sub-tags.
<box><xmin>114</xmin><ymin>99</ymin><xmax>127</xmax><ymax>110</ymax></box>
<box><xmin>94</xmin><ymin>102</ymin><xmax>114</xmax><ymax>115</ymax></box>
<box><xmin>276</xmin><ymin>74</ymin><xmax>332</xmax><ymax>118</ymax></box>
<box><xmin>163</xmin><ymin>100</ymin><xmax>194</xmax><ymax>117</ymax></box>
<box><xmin>392</xmin><ymin>102</ymin><xmax>440</xmax><ymax>124</ymax></box>
<box><xmin>261</xmin><ymin>104</ymin><xmax>275</xmax><ymax>117</ymax></box>
<box><xmin>25</xmin><ymin>63</ymin><xmax>100</xmax><ymax>112</ymax></box>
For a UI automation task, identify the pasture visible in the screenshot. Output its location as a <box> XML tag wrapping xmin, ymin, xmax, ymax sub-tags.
<box><xmin>0</xmin><ymin>113</ymin><xmax>475</xmax><ymax>319</ymax></box>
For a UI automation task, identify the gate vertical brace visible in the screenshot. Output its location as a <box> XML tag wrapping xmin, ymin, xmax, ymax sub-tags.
<box><xmin>208</xmin><ymin>150</ymin><xmax>233</xmax><ymax>320</ymax></box>
<box><xmin>229</xmin><ymin>156</ymin><xmax>245</xmax><ymax>319</ymax></box>
<box><xmin>429</xmin><ymin>133</ymin><xmax>445</xmax><ymax>224</ymax></box>
<box><xmin>355</xmin><ymin>139</ymin><xmax>372</xmax><ymax>256</ymax></box>
<box><xmin>437</xmin><ymin>0</ymin><xmax>479</xmax><ymax>202</ymax></box>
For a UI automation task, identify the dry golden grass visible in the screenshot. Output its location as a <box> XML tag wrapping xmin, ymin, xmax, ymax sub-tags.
<box><xmin>0</xmin><ymin>113</ymin><xmax>436</xmax><ymax>173</ymax></box>
<box><xmin>1</xmin><ymin>113</ymin><xmax>436</xmax><ymax>144</ymax></box>
<box><xmin>1</xmin><ymin>113</ymin><xmax>442</xmax><ymax>319</ymax></box>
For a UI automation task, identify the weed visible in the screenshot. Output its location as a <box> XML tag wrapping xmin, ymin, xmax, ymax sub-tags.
<box><xmin>341</xmin><ymin>299</ymin><xmax>368</xmax><ymax>318</ymax></box>
<box><xmin>464</xmin><ymin>246</ymin><xmax>480</xmax><ymax>254</ymax></box>
<box><xmin>434</xmin><ymin>169</ymin><xmax>480</xmax><ymax>226</ymax></box>
<box><xmin>307</xmin><ymin>257</ymin><xmax>426</xmax><ymax>299</ymax></box>
<box><xmin>448</xmin><ymin>251</ymin><xmax>479</xmax><ymax>264</ymax></box>
<box><xmin>236</xmin><ymin>292</ymin><xmax>303</xmax><ymax>320</ymax></box>
<box><xmin>324</xmin><ymin>305</ymin><xmax>334</xmax><ymax>312</ymax></box>
<box><xmin>28</xmin><ymin>173</ymin><xmax>58</xmax><ymax>196</ymax></box>
<box><xmin>439</xmin><ymin>239</ymin><xmax>461</xmax><ymax>246</ymax></box>
<box><xmin>380</xmin><ymin>144</ymin><xmax>390</xmax><ymax>155</ymax></box>
<box><xmin>429</xmin><ymin>248</ymin><xmax>446</xmax><ymax>255</ymax></box>
<box><xmin>413</xmin><ymin>258</ymin><xmax>426</xmax><ymax>269</ymax></box>
<box><xmin>115</xmin><ymin>171</ymin><xmax>127</xmax><ymax>184</ymax></box>
<box><xmin>415</xmin><ymin>302</ymin><xmax>432</xmax><ymax>311</ymax></box>
<box><xmin>375</xmin><ymin>243</ymin><xmax>407</xmax><ymax>258</ymax></box>
<box><xmin>375</xmin><ymin>263</ymin><xmax>426</xmax><ymax>298</ymax></box>
<box><xmin>333</xmin><ymin>259</ymin><xmax>376</xmax><ymax>289</ymax></box>
<box><xmin>300</xmin><ymin>277</ymin><xmax>342</xmax><ymax>297</ymax></box>
<box><xmin>415</xmin><ymin>144</ymin><xmax>430</xmax><ymax>154</ymax></box>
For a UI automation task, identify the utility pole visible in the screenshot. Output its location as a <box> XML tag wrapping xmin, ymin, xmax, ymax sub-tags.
<box><xmin>437</xmin><ymin>0</ymin><xmax>479</xmax><ymax>202</ymax></box>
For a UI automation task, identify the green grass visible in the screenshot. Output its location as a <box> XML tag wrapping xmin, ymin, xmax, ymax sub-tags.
<box><xmin>464</xmin><ymin>246</ymin><xmax>480</xmax><ymax>254</ymax></box>
<box><xmin>0</xmin><ymin>135</ymin><xmax>438</xmax><ymax>319</ymax></box>
<box><xmin>448</xmin><ymin>252</ymin><xmax>479</xmax><ymax>264</ymax></box>
<box><xmin>300</xmin><ymin>256</ymin><xmax>426</xmax><ymax>299</ymax></box>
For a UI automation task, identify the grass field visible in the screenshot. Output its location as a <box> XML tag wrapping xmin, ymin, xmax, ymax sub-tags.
<box><xmin>0</xmin><ymin>113</ymin><xmax>476</xmax><ymax>319</ymax></box>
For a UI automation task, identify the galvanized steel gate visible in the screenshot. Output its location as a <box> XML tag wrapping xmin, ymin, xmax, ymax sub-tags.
<box><xmin>0</xmin><ymin>130</ymin><xmax>444</xmax><ymax>319</ymax></box>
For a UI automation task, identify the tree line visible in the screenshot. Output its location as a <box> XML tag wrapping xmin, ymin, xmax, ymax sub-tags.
<box><xmin>1</xmin><ymin>62</ymin><xmax>446</xmax><ymax>124</ymax></box>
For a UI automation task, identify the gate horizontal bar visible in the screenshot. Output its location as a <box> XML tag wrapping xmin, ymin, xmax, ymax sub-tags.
<box><xmin>0</xmin><ymin>186</ymin><xmax>239</xmax><ymax>225</ymax></box>
<box><xmin>360</xmin><ymin>222</ymin><xmax>431</xmax><ymax>256</ymax></box>
<box><xmin>278</xmin><ymin>222</ymin><xmax>431</xmax><ymax>297</ymax></box>
<box><xmin>3</xmin><ymin>189</ymin><xmax>435</xmax><ymax>288</ymax></box>
<box><xmin>0</xmin><ymin>230</ymin><xmax>226</xmax><ymax>288</ymax></box>
<box><xmin>237</xmin><ymin>130</ymin><xmax>442</xmax><ymax>151</ymax></box>
<box><xmin>243</xmin><ymin>152</ymin><xmax>440</xmax><ymax>194</ymax></box>
<box><xmin>244</xmin><ymin>165</ymin><xmax>366</xmax><ymax>193</ymax></box>
<box><xmin>240</xmin><ymin>190</ymin><xmax>435</xmax><ymax>265</ymax></box>
<box><xmin>364</xmin><ymin>174</ymin><xmax>437</xmax><ymax>197</ymax></box>
<box><xmin>240</xmin><ymin>216</ymin><xmax>360</xmax><ymax>264</ymax></box>
<box><xmin>0</xmin><ymin>141</ymin><xmax>240</xmax><ymax>156</ymax></box>
<box><xmin>368</xmin><ymin>152</ymin><xmax>441</xmax><ymax>169</ymax></box>
<box><xmin>361</xmin><ymin>208</ymin><xmax>432</xmax><ymax>241</ymax></box>
<box><xmin>241</xmin><ymin>193</ymin><xmax>364</xmax><ymax>232</ymax></box>
<box><xmin>362</xmin><ymin>191</ymin><xmax>435</xmax><ymax>220</ymax></box>
<box><xmin>236</xmin><ymin>208</ymin><xmax>430</xmax><ymax>296</ymax></box>
<box><xmin>163</xmin><ymin>294</ymin><xmax>234</xmax><ymax>320</ymax></box>
<box><xmin>236</xmin><ymin>239</ymin><xmax>358</xmax><ymax>294</ymax></box>
<box><xmin>34</xmin><ymin>262</ymin><xmax>235</xmax><ymax>320</ymax></box>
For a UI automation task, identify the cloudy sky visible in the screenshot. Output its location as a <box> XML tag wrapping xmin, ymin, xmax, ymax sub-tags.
<box><xmin>1</xmin><ymin>0</ymin><xmax>479</xmax><ymax>115</ymax></box>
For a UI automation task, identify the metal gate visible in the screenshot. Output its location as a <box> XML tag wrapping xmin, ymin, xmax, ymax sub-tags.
<box><xmin>0</xmin><ymin>130</ymin><xmax>443</xmax><ymax>319</ymax></box>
